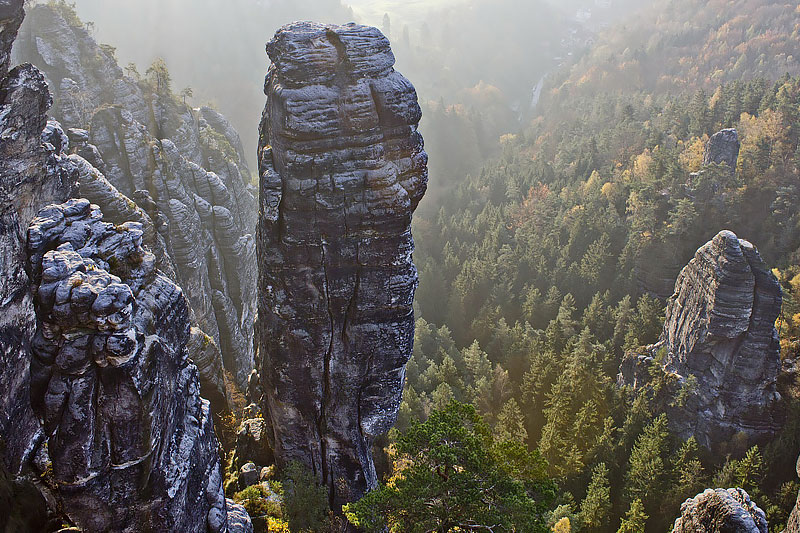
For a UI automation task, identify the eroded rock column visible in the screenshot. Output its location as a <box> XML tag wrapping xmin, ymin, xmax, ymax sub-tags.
<box><xmin>256</xmin><ymin>22</ymin><xmax>427</xmax><ymax>506</ymax></box>
<box><xmin>27</xmin><ymin>199</ymin><xmax>251</xmax><ymax>533</ymax></box>
<box><xmin>620</xmin><ymin>230</ymin><xmax>784</xmax><ymax>449</ymax></box>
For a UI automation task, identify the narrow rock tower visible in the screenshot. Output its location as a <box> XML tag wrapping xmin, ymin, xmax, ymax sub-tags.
<box><xmin>620</xmin><ymin>230</ymin><xmax>784</xmax><ymax>450</ymax></box>
<box><xmin>256</xmin><ymin>22</ymin><xmax>427</xmax><ymax>507</ymax></box>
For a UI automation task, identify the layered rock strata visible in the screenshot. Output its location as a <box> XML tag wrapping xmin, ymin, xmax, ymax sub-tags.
<box><xmin>65</xmin><ymin>138</ymin><xmax>229</xmax><ymax>408</ymax></box>
<box><xmin>15</xmin><ymin>4</ymin><xmax>258</xmax><ymax>389</ymax></box>
<box><xmin>620</xmin><ymin>230</ymin><xmax>783</xmax><ymax>449</ymax></box>
<box><xmin>673</xmin><ymin>488</ymin><xmax>768</xmax><ymax>533</ymax></box>
<box><xmin>27</xmin><ymin>198</ymin><xmax>251</xmax><ymax>532</ymax></box>
<box><xmin>0</xmin><ymin>0</ymin><xmax>74</xmax><ymax>476</ymax></box>
<box><xmin>257</xmin><ymin>22</ymin><xmax>427</xmax><ymax>507</ymax></box>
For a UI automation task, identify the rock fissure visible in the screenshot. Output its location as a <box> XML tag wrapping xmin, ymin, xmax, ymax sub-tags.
<box><xmin>257</xmin><ymin>21</ymin><xmax>426</xmax><ymax>508</ymax></box>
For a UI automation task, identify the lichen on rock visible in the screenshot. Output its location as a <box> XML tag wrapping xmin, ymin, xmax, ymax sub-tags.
<box><xmin>673</xmin><ymin>488</ymin><xmax>768</xmax><ymax>533</ymax></box>
<box><xmin>26</xmin><ymin>198</ymin><xmax>251</xmax><ymax>532</ymax></box>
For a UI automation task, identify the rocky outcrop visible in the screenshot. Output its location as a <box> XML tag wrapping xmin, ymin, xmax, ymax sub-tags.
<box><xmin>0</xmin><ymin>0</ymin><xmax>74</xmax><ymax>477</ymax></box>
<box><xmin>15</xmin><ymin>4</ymin><xmax>258</xmax><ymax>390</ymax></box>
<box><xmin>703</xmin><ymin>128</ymin><xmax>740</xmax><ymax>172</ymax></box>
<box><xmin>231</xmin><ymin>418</ymin><xmax>274</xmax><ymax>474</ymax></box>
<box><xmin>26</xmin><ymin>198</ymin><xmax>251</xmax><ymax>532</ymax></box>
<box><xmin>620</xmin><ymin>230</ymin><xmax>784</xmax><ymax>450</ymax></box>
<box><xmin>673</xmin><ymin>488</ymin><xmax>768</xmax><ymax>533</ymax></box>
<box><xmin>257</xmin><ymin>22</ymin><xmax>427</xmax><ymax>508</ymax></box>
<box><xmin>63</xmin><ymin>140</ymin><xmax>230</xmax><ymax>408</ymax></box>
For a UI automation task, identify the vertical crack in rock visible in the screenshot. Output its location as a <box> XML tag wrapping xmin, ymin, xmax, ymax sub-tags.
<box><xmin>619</xmin><ymin>230</ymin><xmax>784</xmax><ymax>450</ymax></box>
<box><xmin>257</xmin><ymin>21</ymin><xmax>427</xmax><ymax>508</ymax></box>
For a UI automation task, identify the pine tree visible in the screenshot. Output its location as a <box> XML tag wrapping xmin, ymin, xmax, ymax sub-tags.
<box><xmin>462</xmin><ymin>340</ymin><xmax>492</xmax><ymax>390</ymax></box>
<box><xmin>495</xmin><ymin>398</ymin><xmax>528</xmax><ymax>444</ymax></box>
<box><xmin>736</xmin><ymin>446</ymin><xmax>765</xmax><ymax>493</ymax></box>
<box><xmin>617</xmin><ymin>499</ymin><xmax>648</xmax><ymax>533</ymax></box>
<box><xmin>582</xmin><ymin>291</ymin><xmax>612</xmax><ymax>340</ymax></box>
<box><xmin>557</xmin><ymin>293</ymin><xmax>579</xmax><ymax>337</ymax></box>
<box><xmin>612</xmin><ymin>295</ymin><xmax>633</xmax><ymax>351</ymax></box>
<box><xmin>146</xmin><ymin>57</ymin><xmax>172</xmax><ymax>95</ymax></box>
<box><xmin>625</xmin><ymin>414</ymin><xmax>669</xmax><ymax>511</ymax></box>
<box><xmin>688</xmin><ymin>89</ymin><xmax>710</xmax><ymax>137</ymax></box>
<box><xmin>579</xmin><ymin>463</ymin><xmax>612</xmax><ymax>531</ymax></box>
<box><xmin>523</xmin><ymin>286</ymin><xmax>543</xmax><ymax>327</ymax></box>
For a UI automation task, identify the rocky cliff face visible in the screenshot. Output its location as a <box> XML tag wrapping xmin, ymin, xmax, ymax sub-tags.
<box><xmin>0</xmin><ymin>2</ymin><xmax>251</xmax><ymax>529</ymax></box>
<box><xmin>673</xmin><ymin>488</ymin><xmax>768</xmax><ymax>533</ymax></box>
<box><xmin>620</xmin><ymin>230</ymin><xmax>784</xmax><ymax>450</ymax></box>
<box><xmin>26</xmin><ymin>198</ymin><xmax>251</xmax><ymax>532</ymax></box>
<box><xmin>0</xmin><ymin>0</ymin><xmax>74</xmax><ymax>477</ymax></box>
<box><xmin>15</xmin><ymin>4</ymin><xmax>258</xmax><ymax>391</ymax></box>
<box><xmin>257</xmin><ymin>22</ymin><xmax>427</xmax><ymax>507</ymax></box>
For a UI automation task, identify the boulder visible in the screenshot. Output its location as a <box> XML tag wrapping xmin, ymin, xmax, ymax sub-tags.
<box><xmin>703</xmin><ymin>128</ymin><xmax>740</xmax><ymax>173</ymax></box>
<box><xmin>673</xmin><ymin>488</ymin><xmax>767</xmax><ymax>533</ymax></box>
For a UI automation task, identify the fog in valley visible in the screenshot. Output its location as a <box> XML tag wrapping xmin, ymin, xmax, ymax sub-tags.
<box><xmin>39</xmin><ymin>0</ymin><xmax>642</xmax><ymax>209</ymax></box>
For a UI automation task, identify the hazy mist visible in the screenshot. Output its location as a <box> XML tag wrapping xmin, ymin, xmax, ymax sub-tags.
<box><xmin>41</xmin><ymin>0</ymin><xmax>643</xmax><ymax>201</ymax></box>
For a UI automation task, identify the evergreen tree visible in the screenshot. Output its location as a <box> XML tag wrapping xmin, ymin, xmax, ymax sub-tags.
<box><xmin>146</xmin><ymin>57</ymin><xmax>172</xmax><ymax>95</ymax></box>
<box><xmin>624</xmin><ymin>414</ymin><xmax>669</xmax><ymax>513</ymax></box>
<box><xmin>495</xmin><ymin>398</ymin><xmax>528</xmax><ymax>444</ymax></box>
<box><xmin>344</xmin><ymin>403</ymin><xmax>554</xmax><ymax>532</ymax></box>
<box><xmin>578</xmin><ymin>463</ymin><xmax>612</xmax><ymax>531</ymax></box>
<box><xmin>617</xmin><ymin>499</ymin><xmax>648</xmax><ymax>533</ymax></box>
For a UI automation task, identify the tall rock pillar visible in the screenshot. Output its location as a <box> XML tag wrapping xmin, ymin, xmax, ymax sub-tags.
<box><xmin>256</xmin><ymin>22</ymin><xmax>427</xmax><ymax>507</ymax></box>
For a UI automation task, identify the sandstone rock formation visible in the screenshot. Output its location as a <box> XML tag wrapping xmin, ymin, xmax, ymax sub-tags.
<box><xmin>673</xmin><ymin>488</ymin><xmax>768</xmax><ymax>533</ymax></box>
<box><xmin>703</xmin><ymin>128</ymin><xmax>740</xmax><ymax>172</ymax></box>
<box><xmin>27</xmin><ymin>198</ymin><xmax>251</xmax><ymax>532</ymax></box>
<box><xmin>0</xmin><ymin>3</ymin><xmax>250</xmax><ymax>528</ymax></box>
<box><xmin>0</xmin><ymin>0</ymin><xmax>74</xmax><ymax>477</ymax></box>
<box><xmin>15</xmin><ymin>4</ymin><xmax>258</xmax><ymax>390</ymax></box>
<box><xmin>257</xmin><ymin>22</ymin><xmax>427</xmax><ymax>507</ymax></box>
<box><xmin>620</xmin><ymin>230</ymin><xmax>784</xmax><ymax>449</ymax></box>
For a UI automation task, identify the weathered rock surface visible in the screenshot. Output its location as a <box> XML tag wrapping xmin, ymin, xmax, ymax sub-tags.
<box><xmin>232</xmin><ymin>418</ymin><xmax>274</xmax><ymax>472</ymax></box>
<box><xmin>703</xmin><ymin>128</ymin><xmax>740</xmax><ymax>172</ymax></box>
<box><xmin>620</xmin><ymin>230</ymin><xmax>784</xmax><ymax>449</ymax></box>
<box><xmin>15</xmin><ymin>4</ymin><xmax>258</xmax><ymax>390</ymax></box>
<box><xmin>0</xmin><ymin>439</ymin><xmax>53</xmax><ymax>533</ymax></box>
<box><xmin>27</xmin><ymin>198</ymin><xmax>251</xmax><ymax>532</ymax></box>
<box><xmin>673</xmin><ymin>488</ymin><xmax>768</xmax><ymax>533</ymax></box>
<box><xmin>0</xmin><ymin>0</ymin><xmax>74</xmax><ymax>477</ymax></box>
<box><xmin>257</xmin><ymin>22</ymin><xmax>427</xmax><ymax>507</ymax></box>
